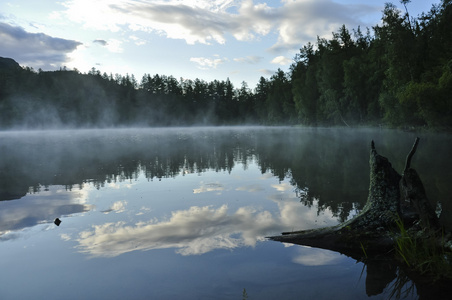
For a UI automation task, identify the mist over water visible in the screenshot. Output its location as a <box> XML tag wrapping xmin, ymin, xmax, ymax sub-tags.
<box><xmin>1</xmin><ymin>126</ymin><xmax>451</xmax><ymax>214</ymax></box>
<box><xmin>1</xmin><ymin>126</ymin><xmax>451</xmax><ymax>299</ymax></box>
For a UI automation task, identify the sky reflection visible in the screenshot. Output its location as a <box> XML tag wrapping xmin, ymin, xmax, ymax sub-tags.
<box><xmin>292</xmin><ymin>246</ymin><xmax>344</xmax><ymax>266</ymax></box>
<box><xmin>0</xmin><ymin>154</ymin><xmax>342</xmax><ymax>260</ymax></box>
<box><xmin>0</xmin><ymin>185</ymin><xmax>93</xmax><ymax>241</ymax></box>
<box><xmin>193</xmin><ymin>182</ymin><xmax>225</xmax><ymax>194</ymax></box>
<box><xmin>77</xmin><ymin>204</ymin><xmax>277</xmax><ymax>257</ymax></box>
<box><xmin>2</xmin><ymin>128</ymin><xmax>445</xmax><ymax>299</ymax></box>
<box><xmin>74</xmin><ymin>168</ymin><xmax>340</xmax><ymax>258</ymax></box>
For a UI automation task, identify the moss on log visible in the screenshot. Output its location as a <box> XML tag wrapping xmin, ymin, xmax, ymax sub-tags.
<box><xmin>268</xmin><ymin>138</ymin><xmax>440</xmax><ymax>259</ymax></box>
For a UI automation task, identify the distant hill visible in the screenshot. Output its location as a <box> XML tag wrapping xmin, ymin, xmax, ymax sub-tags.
<box><xmin>0</xmin><ymin>57</ymin><xmax>21</xmax><ymax>71</ymax></box>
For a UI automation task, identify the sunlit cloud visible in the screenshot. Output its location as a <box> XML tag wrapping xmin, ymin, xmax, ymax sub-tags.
<box><xmin>58</xmin><ymin>0</ymin><xmax>126</xmax><ymax>32</ymax></box>
<box><xmin>271</xmin><ymin>55</ymin><xmax>292</xmax><ymax>65</ymax></box>
<box><xmin>190</xmin><ymin>56</ymin><xmax>228</xmax><ymax>70</ymax></box>
<box><xmin>105</xmin><ymin>38</ymin><xmax>124</xmax><ymax>53</ymax></box>
<box><xmin>129</xmin><ymin>35</ymin><xmax>146</xmax><ymax>46</ymax></box>
<box><xmin>269</xmin><ymin>0</ymin><xmax>376</xmax><ymax>52</ymax></box>
<box><xmin>55</xmin><ymin>0</ymin><xmax>379</xmax><ymax>50</ymax></box>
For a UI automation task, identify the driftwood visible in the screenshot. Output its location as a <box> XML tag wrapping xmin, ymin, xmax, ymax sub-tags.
<box><xmin>268</xmin><ymin>138</ymin><xmax>440</xmax><ymax>259</ymax></box>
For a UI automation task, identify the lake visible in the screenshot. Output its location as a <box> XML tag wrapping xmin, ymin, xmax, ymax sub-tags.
<box><xmin>1</xmin><ymin>127</ymin><xmax>451</xmax><ymax>299</ymax></box>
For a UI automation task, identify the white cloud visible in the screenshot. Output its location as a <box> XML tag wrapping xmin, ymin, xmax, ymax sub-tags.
<box><xmin>129</xmin><ymin>35</ymin><xmax>146</xmax><ymax>46</ymax></box>
<box><xmin>58</xmin><ymin>0</ymin><xmax>126</xmax><ymax>32</ymax></box>
<box><xmin>92</xmin><ymin>38</ymin><xmax>124</xmax><ymax>53</ymax></box>
<box><xmin>105</xmin><ymin>38</ymin><xmax>124</xmax><ymax>53</ymax></box>
<box><xmin>271</xmin><ymin>55</ymin><xmax>292</xmax><ymax>65</ymax></box>
<box><xmin>270</xmin><ymin>0</ymin><xmax>376</xmax><ymax>52</ymax></box>
<box><xmin>190</xmin><ymin>57</ymin><xmax>228</xmax><ymax>70</ymax></box>
<box><xmin>55</xmin><ymin>0</ymin><xmax>379</xmax><ymax>51</ymax></box>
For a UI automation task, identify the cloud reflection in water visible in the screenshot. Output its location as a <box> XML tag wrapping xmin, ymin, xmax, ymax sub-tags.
<box><xmin>292</xmin><ymin>246</ymin><xmax>343</xmax><ymax>266</ymax></box>
<box><xmin>0</xmin><ymin>186</ymin><xmax>93</xmax><ymax>240</ymax></box>
<box><xmin>76</xmin><ymin>194</ymin><xmax>339</xmax><ymax>258</ymax></box>
<box><xmin>101</xmin><ymin>200</ymin><xmax>128</xmax><ymax>214</ymax></box>
<box><xmin>77</xmin><ymin>204</ymin><xmax>278</xmax><ymax>257</ymax></box>
<box><xmin>192</xmin><ymin>182</ymin><xmax>225</xmax><ymax>194</ymax></box>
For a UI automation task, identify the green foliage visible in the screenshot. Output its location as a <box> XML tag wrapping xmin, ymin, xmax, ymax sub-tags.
<box><xmin>290</xmin><ymin>0</ymin><xmax>451</xmax><ymax>128</ymax></box>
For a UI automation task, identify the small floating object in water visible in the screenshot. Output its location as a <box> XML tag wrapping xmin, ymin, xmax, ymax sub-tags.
<box><xmin>54</xmin><ymin>218</ymin><xmax>62</xmax><ymax>226</ymax></box>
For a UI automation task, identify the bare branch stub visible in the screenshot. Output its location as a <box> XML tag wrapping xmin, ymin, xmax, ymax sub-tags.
<box><xmin>404</xmin><ymin>137</ymin><xmax>420</xmax><ymax>173</ymax></box>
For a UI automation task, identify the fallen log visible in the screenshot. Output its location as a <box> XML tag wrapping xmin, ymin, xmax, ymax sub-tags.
<box><xmin>268</xmin><ymin>138</ymin><xmax>440</xmax><ymax>259</ymax></box>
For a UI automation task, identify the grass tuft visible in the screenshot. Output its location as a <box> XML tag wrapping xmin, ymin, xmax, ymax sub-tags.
<box><xmin>393</xmin><ymin>214</ymin><xmax>452</xmax><ymax>280</ymax></box>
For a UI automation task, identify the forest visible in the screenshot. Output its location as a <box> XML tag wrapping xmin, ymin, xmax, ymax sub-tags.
<box><xmin>0</xmin><ymin>0</ymin><xmax>451</xmax><ymax>129</ymax></box>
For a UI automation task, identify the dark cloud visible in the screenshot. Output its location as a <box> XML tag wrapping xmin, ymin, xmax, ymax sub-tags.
<box><xmin>0</xmin><ymin>22</ymin><xmax>82</xmax><ymax>69</ymax></box>
<box><xmin>93</xmin><ymin>39</ymin><xmax>108</xmax><ymax>46</ymax></box>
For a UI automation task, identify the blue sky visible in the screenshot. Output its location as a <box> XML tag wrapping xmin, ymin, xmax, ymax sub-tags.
<box><xmin>0</xmin><ymin>0</ymin><xmax>440</xmax><ymax>88</ymax></box>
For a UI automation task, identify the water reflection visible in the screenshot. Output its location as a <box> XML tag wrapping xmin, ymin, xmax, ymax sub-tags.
<box><xmin>100</xmin><ymin>200</ymin><xmax>128</xmax><ymax>214</ymax></box>
<box><xmin>0</xmin><ymin>127</ymin><xmax>451</xmax><ymax>299</ymax></box>
<box><xmin>193</xmin><ymin>182</ymin><xmax>225</xmax><ymax>194</ymax></box>
<box><xmin>292</xmin><ymin>246</ymin><xmax>343</xmax><ymax>266</ymax></box>
<box><xmin>77</xmin><ymin>204</ymin><xmax>272</xmax><ymax>257</ymax></box>
<box><xmin>71</xmin><ymin>171</ymin><xmax>338</xmax><ymax>258</ymax></box>
<box><xmin>1</xmin><ymin>127</ymin><xmax>450</xmax><ymax>225</ymax></box>
<box><xmin>0</xmin><ymin>185</ymin><xmax>93</xmax><ymax>241</ymax></box>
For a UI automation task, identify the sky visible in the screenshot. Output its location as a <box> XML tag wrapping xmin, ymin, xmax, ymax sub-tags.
<box><xmin>0</xmin><ymin>0</ymin><xmax>441</xmax><ymax>88</ymax></box>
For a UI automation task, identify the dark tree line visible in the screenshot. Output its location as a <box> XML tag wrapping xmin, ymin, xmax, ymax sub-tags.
<box><xmin>0</xmin><ymin>62</ymin><xmax>261</xmax><ymax>127</ymax></box>
<box><xmin>291</xmin><ymin>0</ymin><xmax>452</xmax><ymax>128</ymax></box>
<box><xmin>0</xmin><ymin>0</ymin><xmax>451</xmax><ymax>129</ymax></box>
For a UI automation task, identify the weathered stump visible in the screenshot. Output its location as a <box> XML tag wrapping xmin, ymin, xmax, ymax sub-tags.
<box><xmin>268</xmin><ymin>138</ymin><xmax>440</xmax><ymax>259</ymax></box>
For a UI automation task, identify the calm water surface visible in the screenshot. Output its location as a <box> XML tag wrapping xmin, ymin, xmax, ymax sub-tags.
<box><xmin>0</xmin><ymin>127</ymin><xmax>451</xmax><ymax>299</ymax></box>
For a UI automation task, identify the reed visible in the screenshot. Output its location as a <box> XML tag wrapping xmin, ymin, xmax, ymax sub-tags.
<box><xmin>393</xmin><ymin>214</ymin><xmax>452</xmax><ymax>279</ymax></box>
